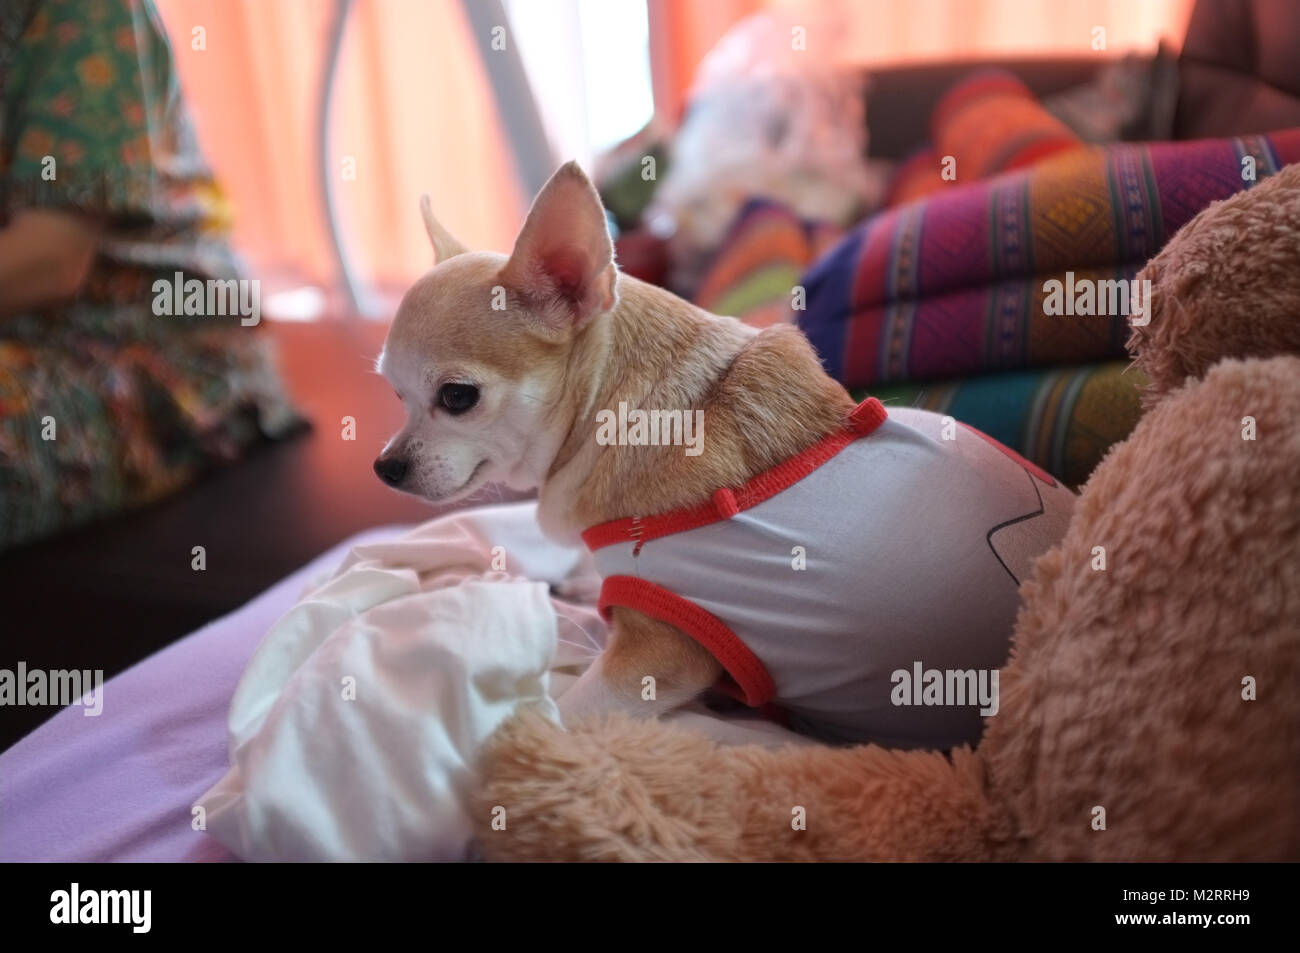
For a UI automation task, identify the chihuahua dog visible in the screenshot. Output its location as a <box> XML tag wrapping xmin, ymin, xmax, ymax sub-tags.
<box><xmin>376</xmin><ymin>162</ymin><xmax>1074</xmax><ymax>747</ymax></box>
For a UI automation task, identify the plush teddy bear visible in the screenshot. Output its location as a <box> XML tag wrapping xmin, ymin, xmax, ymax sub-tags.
<box><xmin>471</xmin><ymin>164</ymin><xmax>1300</xmax><ymax>862</ymax></box>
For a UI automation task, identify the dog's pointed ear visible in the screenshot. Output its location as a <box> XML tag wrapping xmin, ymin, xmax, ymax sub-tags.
<box><xmin>420</xmin><ymin>194</ymin><xmax>467</xmax><ymax>264</ymax></box>
<box><xmin>499</xmin><ymin>161</ymin><xmax>617</xmax><ymax>332</ymax></box>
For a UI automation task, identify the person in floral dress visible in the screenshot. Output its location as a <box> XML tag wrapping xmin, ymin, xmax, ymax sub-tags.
<box><xmin>0</xmin><ymin>0</ymin><xmax>301</xmax><ymax>551</ymax></box>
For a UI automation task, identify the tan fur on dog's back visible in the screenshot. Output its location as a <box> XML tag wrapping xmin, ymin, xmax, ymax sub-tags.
<box><xmin>553</xmin><ymin>275</ymin><xmax>854</xmax><ymax>528</ymax></box>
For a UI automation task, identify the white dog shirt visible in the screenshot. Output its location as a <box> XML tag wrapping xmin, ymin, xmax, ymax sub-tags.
<box><xmin>582</xmin><ymin>398</ymin><xmax>1076</xmax><ymax>748</ymax></box>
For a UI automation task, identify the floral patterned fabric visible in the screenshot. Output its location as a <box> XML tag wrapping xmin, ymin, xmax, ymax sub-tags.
<box><xmin>0</xmin><ymin>0</ymin><xmax>302</xmax><ymax>551</ymax></box>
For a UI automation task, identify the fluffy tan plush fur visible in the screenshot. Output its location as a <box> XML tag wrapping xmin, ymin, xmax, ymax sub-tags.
<box><xmin>1128</xmin><ymin>161</ymin><xmax>1300</xmax><ymax>406</ymax></box>
<box><xmin>471</xmin><ymin>164</ymin><xmax>1300</xmax><ymax>862</ymax></box>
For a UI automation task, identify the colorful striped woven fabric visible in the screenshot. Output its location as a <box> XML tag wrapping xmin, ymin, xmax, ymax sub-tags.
<box><xmin>862</xmin><ymin>361</ymin><xmax>1146</xmax><ymax>487</ymax></box>
<box><xmin>884</xmin><ymin>148</ymin><xmax>948</xmax><ymax>208</ymax></box>
<box><xmin>693</xmin><ymin>199</ymin><xmax>844</xmax><ymax>327</ymax></box>
<box><xmin>801</xmin><ymin>129</ymin><xmax>1300</xmax><ymax>388</ymax></box>
<box><xmin>835</xmin><ymin>263</ymin><xmax>1143</xmax><ymax>384</ymax></box>
<box><xmin>884</xmin><ymin>70</ymin><xmax>1086</xmax><ymax>208</ymax></box>
<box><xmin>931</xmin><ymin>70</ymin><xmax>1085</xmax><ymax>178</ymax></box>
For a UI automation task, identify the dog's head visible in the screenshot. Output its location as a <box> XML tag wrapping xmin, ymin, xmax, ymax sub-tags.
<box><xmin>374</xmin><ymin>162</ymin><xmax>618</xmax><ymax>503</ymax></box>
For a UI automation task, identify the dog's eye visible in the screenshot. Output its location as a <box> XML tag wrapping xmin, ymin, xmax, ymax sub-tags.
<box><xmin>438</xmin><ymin>383</ymin><xmax>479</xmax><ymax>415</ymax></box>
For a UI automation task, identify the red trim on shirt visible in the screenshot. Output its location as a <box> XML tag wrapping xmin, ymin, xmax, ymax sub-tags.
<box><xmin>597</xmin><ymin>575</ymin><xmax>776</xmax><ymax>707</ymax></box>
<box><xmin>582</xmin><ymin>397</ymin><xmax>888</xmax><ymax>552</ymax></box>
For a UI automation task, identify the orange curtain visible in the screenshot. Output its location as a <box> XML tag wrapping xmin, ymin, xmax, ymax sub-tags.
<box><xmin>649</xmin><ymin>0</ymin><xmax>1196</xmax><ymax>123</ymax></box>
<box><xmin>649</xmin><ymin>0</ymin><xmax>763</xmax><ymax>124</ymax></box>
<box><xmin>153</xmin><ymin>0</ymin><xmax>526</xmax><ymax>295</ymax></box>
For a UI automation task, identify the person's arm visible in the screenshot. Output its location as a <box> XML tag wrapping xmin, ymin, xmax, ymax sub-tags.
<box><xmin>0</xmin><ymin>208</ymin><xmax>102</xmax><ymax>318</ymax></box>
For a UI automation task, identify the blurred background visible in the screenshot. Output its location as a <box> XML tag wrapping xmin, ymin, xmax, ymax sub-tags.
<box><xmin>152</xmin><ymin>0</ymin><xmax>1194</xmax><ymax>309</ymax></box>
<box><xmin>8</xmin><ymin>0</ymin><xmax>1300</xmax><ymax>750</ymax></box>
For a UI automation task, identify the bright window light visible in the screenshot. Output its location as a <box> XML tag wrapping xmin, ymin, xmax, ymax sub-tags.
<box><xmin>505</xmin><ymin>0</ymin><xmax>654</xmax><ymax>162</ymax></box>
<box><xmin>578</xmin><ymin>0</ymin><xmax>654</xmax><ymax>152</ymax></box>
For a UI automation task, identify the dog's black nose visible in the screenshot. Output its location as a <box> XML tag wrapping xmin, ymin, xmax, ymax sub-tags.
<box><xmin>373</xmin><ymin>456</ymin><xmax>408</xmax><ymax>487</ymax></box>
